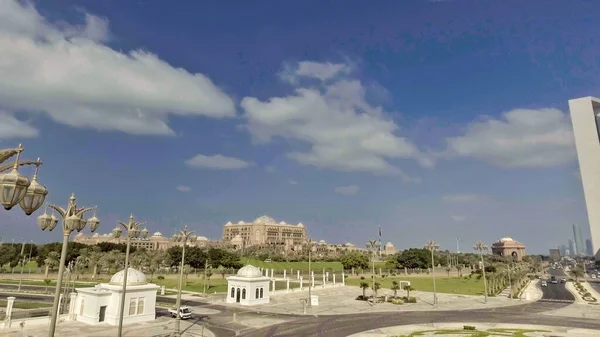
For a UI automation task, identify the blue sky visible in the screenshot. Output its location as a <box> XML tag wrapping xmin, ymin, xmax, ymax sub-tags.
<box><xmin>0</xmin><ymin>0</ymin><xmax>596</xmax><ymax>253</ymax></box>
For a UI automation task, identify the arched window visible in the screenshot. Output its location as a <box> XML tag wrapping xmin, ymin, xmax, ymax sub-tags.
<box><xmin>231</xmin><ymin>287</ymin><xmax>235</xmax><ymax>298</ymax></box>
<box><xmin>242</xmin><ymin>288</ymin><xmax>246</xmax><ymax>300</ymax></box>
<box><xmin>137</xmin><ymin>298</ymin><xmax>145</xmax><ymax>314</ymax></box>
<box><xmin>255</xmin><ymin>288</ymin><xmax>259</xmax><ymax>299</ymax></box>
<box><xmin>260</xmin><ymin>288</ymin><xmax>264</xmax><ymax>298</ymax></box>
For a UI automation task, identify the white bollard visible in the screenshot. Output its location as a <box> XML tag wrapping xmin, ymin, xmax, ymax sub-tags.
<box><xmin>297</xmin><ymin>270</ymin><xmax>300</xmax><ymax>280</ymax></box>
<box><xmin>333</xmin><ymin>274</ymin><xmax>336</xmax><ymax>285</ymax></box>
<box><xmin>284</xmin><ymin>270</ymin><xmax>287</xmax><ymax>279</ymax></box>
<box><xmin>300</xmin><ymin>276</ymin><xmax>303</xmax><ymax>290</ymax></box>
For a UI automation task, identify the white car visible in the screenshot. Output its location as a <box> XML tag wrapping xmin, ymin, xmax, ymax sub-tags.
<box><xmin>168</xmin><ymin>306</ymin><xmax>193</xmax><ymax>319</ymax></box>
<box><xmin>541</xmin><ymin>281</ymin><xmax>548</xmax><ymax>287</ymax></box>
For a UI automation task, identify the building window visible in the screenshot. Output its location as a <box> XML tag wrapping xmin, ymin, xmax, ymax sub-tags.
<box><xmin>260</xmin><ymin>288</ymin><xmax>264</xmax><ymax>298</ymax></box>
<box><xmin>129</xmin><ymin>298</ymin><xmax>137</xmax><ymax>315</ymax></box>
<box><xmin>79</xmin><ymin>298</ymin><xmax>84</xmax><ymax>315</ymax></box>
<box><xmin>255</xmin><ymin>288</ymin><xmax>259</xmax><ymax>299</ymax></box>
<box><xmin>242</xmin><ymin>288</ymin><xmax>246</xmax><ymax>300</ymax></box>
<box><xmin>137</xmin><ymin>297</ymin><xmax>145</xmax><ymax>314</ymax></box>
<box><xmin>231</xmin><ymin>287</ymin><xmax>235</xmax><ymax>298</ymax></box>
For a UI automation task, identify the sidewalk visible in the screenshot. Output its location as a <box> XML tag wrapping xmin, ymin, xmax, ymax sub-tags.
<box><xmin>0</xmin><ymin>316</ymin><xmax>215</xmax><ymax>337</ymax></box>
<box><xmin>347</xmin><ymin>322</ymin><xmax>600</xmax><ymax>337</ymax></box>
<box><xmin>209</xmin><ymin>285</ymin><xmax>538</xmax><ymax>316</ymax></box>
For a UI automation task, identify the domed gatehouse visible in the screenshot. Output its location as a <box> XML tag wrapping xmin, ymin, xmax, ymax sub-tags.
<box><xmin>226</xmin><ymin>265</ymin><xmax>270</xmax><ymax>306</ymax></box>
<box><xmin>75</xmin><ymin>268</ymin><xmax>159</xmax><ymax>325</ymax></box>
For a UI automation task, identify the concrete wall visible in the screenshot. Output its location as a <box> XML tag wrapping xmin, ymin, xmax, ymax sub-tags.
<box><xmin>569</xmin><ymin>97</ymin><xmax>600</xmax><ymax>257</ymax></box>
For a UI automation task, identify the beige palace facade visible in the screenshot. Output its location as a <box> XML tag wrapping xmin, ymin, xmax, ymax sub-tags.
<box><xmin>223</xmin><ymin>215</ymin><xmax>307</xmax><ymax>252</ymax></box>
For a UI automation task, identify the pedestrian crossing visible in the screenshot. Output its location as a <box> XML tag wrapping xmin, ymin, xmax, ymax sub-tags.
<box><xmin>539</xmin><ymin>298</ymin><xmax>574</xmax><ymax>303</ymax></box>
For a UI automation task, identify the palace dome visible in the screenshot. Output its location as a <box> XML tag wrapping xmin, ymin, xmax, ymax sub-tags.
<box><xmin>109</xmin><ymin>268</ymin><xmax>147</xmax><ymax>286</ymax></box>
<box><xmin>236</xmin><ymin>265</ymin><xmax>263</xmax><ymax>278</ymax></box>
<box><xmin>253</xmin><ymin>215</ymin><xmax>275</xmax><ymax>224</ymax></box>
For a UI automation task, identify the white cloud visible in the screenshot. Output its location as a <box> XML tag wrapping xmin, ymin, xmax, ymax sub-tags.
<box><xmin>442</xmin><ymin>194</ymin><xmax>486</xmax><ymax>203</ymax></box>
<box><xmin>280</xmin><ymin>61</ymin><xmax>351</xmax><ymax>83</ymax></box>
<box><xmin>0</xmin><ymin>110</ymin><xmax>38</xmax><ymax>139</ymax></box>
<box><xmin>0</xmin><ymin>0</ymin><xmax>235</xmax><ymax>136</ymax></box>
<box><xmin>185</xmin><ymin>154</ymin><xmax>252</xmax><ymax>170</ymax></box>
<box><xmin>451</xmin><ymin>215</ymin><xmax>466</xmax><ymax>222</ymax></box>
<box><xmin>176</xmin><ymin>185</ymin><xmax>191</xmax><ymax>192</ymax></box>
<box><xmin>289</xmin><ymin>180</ymin><xmax>298</xmax><ymax>185</ymax></box>
<box><xmin>445</xmin><ymin>108</ymin><xmax>575</xmax><ymax>168</ymax></box>
<box><xmin>335</xmin><ymin>185</ymin><xmax>360</xmax><ymax>195</ymax></box>
<box><xmin>242</xmin><ymin>61</ymin><xmax>428</xmax><ymax>181</ymax></box>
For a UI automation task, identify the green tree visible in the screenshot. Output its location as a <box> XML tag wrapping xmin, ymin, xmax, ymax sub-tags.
<box><xmin>0</xmin><ymin>245</ymin><xmax>17</xmax><ymax>268</ymax></box>
<box><xmin>570</xmin><ymin>265</ymin><xmax>585</xmax><ymax>282</ymax></box>
<box><xmin>397</xmin><ymin>248</ymin><xmax>431</xmax><ymax>269</ymax></box>
<box><xmin>359</xmin><ymin>281</ymin><xmax>369</xmax><ymax>298</ymax></box>
<box><xmin>391</xmin><ymin>280</ymin><xmax>400</xmax><ymax>298</ymax></box>
<box><xmin>340</xmin><ymin>251</ymin><xmax>369</xmax><ymax>270</ymax></box>
<box><xmin>372</xmin><ymin>281</ymin><xmax>381</xmax><ymax>297</ymax></box>
<box><xmin>402</xmin><ymin>284</ymin><xmax>414</xmax><ymax>298</ymax></box>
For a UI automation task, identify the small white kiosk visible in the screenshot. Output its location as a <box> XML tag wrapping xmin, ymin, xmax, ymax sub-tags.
<box><xmin>226</xmin><ymin>265</ymin><xmax>270</xmax><ymax>306</ymax></box>
<box><xmin>75</xmin><ymin>268</ymin><xmax>159</xmax><ymax>325</ymax></box>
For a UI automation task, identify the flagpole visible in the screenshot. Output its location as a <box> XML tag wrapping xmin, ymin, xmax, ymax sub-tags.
<box><xmin>456</xmin><ymin>237</ymin><xmax>460</xmax><ymax>254</ymax></box>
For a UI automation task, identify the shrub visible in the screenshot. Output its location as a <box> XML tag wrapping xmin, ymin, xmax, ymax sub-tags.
<box><xmin>401</xmin><ymin>296</ymin><xmax>417</xmax><ymax>303</ymax></box>
<box><xmin>463</xmin><ymin>326</ymin><xmax>476</xmax><ymax>330</ymax></box>
<box><xmin>391</xmin><ymin>299</ymin><xmax>404</xmax><ymax>305</ymax></box>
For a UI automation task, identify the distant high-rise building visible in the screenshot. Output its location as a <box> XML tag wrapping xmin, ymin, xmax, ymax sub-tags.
<box><xmin>565</xmin><ymin>249</ymin><xmax>571</xmax><ymax>256</ymax></box>
<box><xmin>549</xmin><ymin>249</ymin><xmax>561</xmax><ymax>261</ymax></box>
<box><xmin>569</xmin><ymin>97</ymin><xmax>600</xmax><ymax>258</ymax></box>
<box><xmin>586</xmin><ymin>239</ymin><xmax>594</xmax><ymax>256</ymax></box>
<box><xmin>573</xmin><ymin>224</ymin><xmax>585</xmax><ymax>256</ymax></box>
<box><xmin>569</xmin><ymin>239</ymin><xmax>576</xmax><ymax>257</ymax></box>
<box><xmin>558</xmin><ymin>244</ymin><xmax>567</xmax><ymax>257</ymax></box>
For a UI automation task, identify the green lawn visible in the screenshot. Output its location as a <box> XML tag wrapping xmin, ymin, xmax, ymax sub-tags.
<box><xmin>345</xmin><ymin>275</ymin><xmax>486</xmax><ymax>296</ymax></box>
<box><xmin>155</xmin><ymin>276</ymin><xmax>229</xmax><ymax>294</ymax></box>
<box><xmin>0</xmin><ymin>280</ymin><xmax>96</xmax><ymax>288</ymax></box>
<box><xmin>241</xmin><ymin>258</ymin><xmax>387</xmax><ymax>272</ymax></box>
<box><xmin>0</xmin><ymin>300</ymin><xmax>52</xmax><ymax>309</ymax></box>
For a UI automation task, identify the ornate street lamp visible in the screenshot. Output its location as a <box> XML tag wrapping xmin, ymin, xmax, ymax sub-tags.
<box><xmin>474</xmin><ymin>241</ymin><xmax>489</xmax><ymax>303</ymax></box>
<box><xmin>366</xmin><ymin>239</ymin><xmax>380</xmax><ymax>304</ymax></box>
<box><xmin>113</xmin><ymin>215</ymin><xmax>146</xmax><ymax>337</ymax></box>
<box><xmin>40</xmin><ymin>194</ymin><xmax>99</xmax><ymax>337</ymax></box>
<box><xmin>425</xmin><ymin>240</ymin><xmax>440</xmax><ymax>305</ymax></box>
<box><xmin>172</xmin><ymin>225</ymin><xmax>197</xmax><ymax>335</ymax></box>
<box><xmin>0</xmin><ymin>145</ymin><xmax>47</xmax><ymax>213</ymax></box>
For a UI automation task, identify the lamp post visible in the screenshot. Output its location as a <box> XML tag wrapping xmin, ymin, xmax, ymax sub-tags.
<box><xmin>424</xmin><ymin>240</ymin><xmax>440</xmax><ymax>305</ymax></box>
<box><xmin>112</xmin><ymin>215</ymin><xmax>147</xmax><ymax>337</ymax></box>
<box><xmin>367</xmin><ymin>239</ymin><xmax>379</xmax><ymax>304</ymax></box>
<box><xmin>306</xmin><ymin>238</ymin><xmax>313</xmax><ymax>308</ymax></box>
<box><xmin>172</xmin><ymin>225</ymin><xmax>197</xmax><ymax>335</ymax></box>
<box><xmin>38</xmin><ymin>194</ymin><xmax>99</xmax><ymax>337</ymax></box>
<box><xmin>0</xmin><ymin>145</ymin><xmax>48</xmax><ymax>215</ymax></box>
<box><xmin>474</xmin><ymin>241</ymin><xmax>489</xmax><ymax>303</ymax></box>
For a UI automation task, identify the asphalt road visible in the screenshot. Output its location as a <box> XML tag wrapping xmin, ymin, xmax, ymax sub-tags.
<box><xmin>539</xmin><ymin>268</ymin><xmax>575</xmax><ymax>303</ymax></box>
<box><xmin>237</xmin><ymin>302</ymin><xmax>599</xmax><ymax>337</ymax></box>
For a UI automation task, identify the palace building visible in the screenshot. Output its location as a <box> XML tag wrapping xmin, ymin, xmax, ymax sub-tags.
<box><xmin>73</xmin><ymin>231</ymin><xmax>222</xmax><ymax>251</ymax></box>
<box><xmin>223</xmin><ymin>215</ymin><xmax>307</xmax><ymax>252</ymax></box>
<box><xmin>491</xmin><ymin>237</ymin><xmax>526</xmax><ymax>262</ymax></box>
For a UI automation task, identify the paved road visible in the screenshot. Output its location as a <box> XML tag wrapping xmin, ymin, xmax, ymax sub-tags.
<box><xmin>539</xmin><ymin>268</ymin><xmax>574</xmax><ymax>303</ymax></box>
<box><xmin>237</xmin><ymin>302</ymin><xmax>600</xmax><ymax>337</ymax></box>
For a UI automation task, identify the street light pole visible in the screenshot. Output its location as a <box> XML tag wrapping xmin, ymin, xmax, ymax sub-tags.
<box><xmin>425</xmin><ymin>240</ymin><xmax>440</xmax><ymax>305</ymax></box>
<box><xmin>367</xmin><ymin>239</ymin><xmax>379</xmax><ymax>304</ymax></box>
<box><xmin>18</xmin><ymin>239</ymin><xmax>25</xmax><ymax>291</ymax></box>
<box><xmin>39</xmin><ymin>194</ymin><xmax>99</xmax><ymax>337</ymax></box>
<box><xmin>173</xmin><ymin>225</ymin><xmax>197</xmax><ymax>336</ymax></box>
<box><xmin>307</xmin><ymin>239</ymin><xmax>312</xmax><ymax>308</ymax></box>
<box><xmin>474</xmin><ymin>241</ymin><xmax>489</xmax><ymax>303</ymax></box>
<box><xmin>113</xmin><ymin>215</ymin><xmax>147</xmax><ymax>337</ymax></box>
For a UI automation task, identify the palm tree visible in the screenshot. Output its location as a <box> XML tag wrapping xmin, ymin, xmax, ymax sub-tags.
<box><xmin>402</xmin><ymin>284</ymin><xmax>414</xmax><ymax>298</ymax></box>
<box><xmin>87</xmin><ymin>248</ymin><xmax>102</xmax><ymax>279</ymax></box>
<box><xmin>391</xmin><ymin>280</ymin><xmax>400</xmax><ymax>298</ymax></box>
<box><xmin>75</xmin><ymin>248</ymin><xmax>91</xmax><ymax>280</ymax></box>
<box><xmin>570</xmin><ymin>265</ymin><xmax>585</xmax><ymax>282</ymax></box>
<box><xmin>372</xmin><ymin>281</ymin><xmax>381</xmax><ymax>298</ymax></box>
<box><xmin>359</xmin><ymin>281</ymin><xmax>369</xmax><ymax>298</ymax></box>
<box><xmin>44</xmin><ymin>251</ymin><xmax>60</xmax><ymax>279</ymax></box>
<box><xmin>456</xmin><ymin>264</ymin><xmax>463</xmax><ymax>277</ymax></box>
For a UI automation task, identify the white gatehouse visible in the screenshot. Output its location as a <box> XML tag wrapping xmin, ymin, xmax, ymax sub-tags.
<box><xmin>226</xmin><ymin>265</ymin><xmax>270</xmax><ymax>306</ymax></box>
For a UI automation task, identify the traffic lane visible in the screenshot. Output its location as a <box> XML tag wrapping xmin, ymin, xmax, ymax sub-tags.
<box><xmin>587</xmin><ymin>280</ymin><xmax>600</xmax><ymax>296</ymax></box>
<box><xmin>237</xmin><ymin>304</ymin><xmax>596</xmax><ymax>337</ymax></box>
<box><xmin>539</xmin><ymin>281</ymin><xmax>575</xmax><ymax>302</ymax></box>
